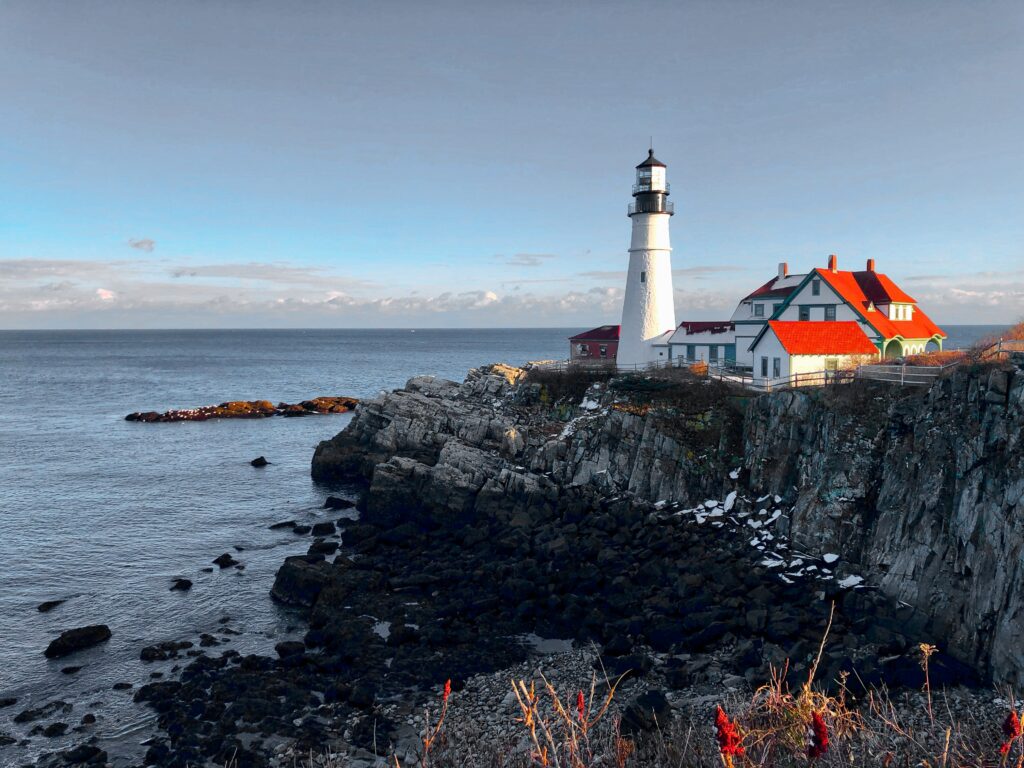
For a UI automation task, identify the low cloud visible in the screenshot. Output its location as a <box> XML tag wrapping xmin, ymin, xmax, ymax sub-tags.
<box><xmin>169</xmin><ymin>262</ymin><xmax>378</xmax><ymax>290</ymax></box>
<box><xmin>501</xmin><ymin>253</ymin><xmax>556</xmax><ymax>267</ymax></box>
<box><xmin>127</xmin><ymin>238</ymin><xmax>156</xmax><ymax>253</ymax></box>
<box><xmin>578</xmin><ymin>265</ymin><xmax>743</xmax><ymax>282</ymax></box>
<box><xmin>2</xmin><ymin>257</ymin><xmax>1020</xmax><ymax>327</ymax></box>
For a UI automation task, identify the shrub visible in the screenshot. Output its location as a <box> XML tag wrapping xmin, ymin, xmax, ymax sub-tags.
<box><xmin>526</xmin><ymin>365</ymin><xmax>615</xmax><ymax>405</ymax></box>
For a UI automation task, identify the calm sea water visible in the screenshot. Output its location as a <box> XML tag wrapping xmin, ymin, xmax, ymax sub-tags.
<box><xmin>0</xmin><ymin>325</ymin><xmax>1005</xmax><ymax>764</ymax></box>
<box><xmin>0</xmin><ymin>328</ymin><xmax>570</xmax><ymax>765</ymax></box>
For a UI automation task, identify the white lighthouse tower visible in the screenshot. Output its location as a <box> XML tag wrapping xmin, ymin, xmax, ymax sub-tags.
<box><xmin>617</xmin><ymin>149</ymin><xmax>677</xmax><ymax>368</ymax></box>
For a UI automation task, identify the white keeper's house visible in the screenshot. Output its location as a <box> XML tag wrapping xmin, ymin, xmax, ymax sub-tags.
<box><xmin>668</xmin><ymin>253</ymin><xmax>947</xmax><ymax>381</ymax></box>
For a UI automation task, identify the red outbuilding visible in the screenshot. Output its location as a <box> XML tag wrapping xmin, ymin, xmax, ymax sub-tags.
<box><xmin>568</xmin><ymin>325</ymin><xmax>619</xmax><ymax>361</ymax></box>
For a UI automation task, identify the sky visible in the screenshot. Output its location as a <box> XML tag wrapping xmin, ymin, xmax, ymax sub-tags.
<box><xmin>1</xmin><ymin>1</ymin><xmax>1022</xmax><ymax>329</ymax></box>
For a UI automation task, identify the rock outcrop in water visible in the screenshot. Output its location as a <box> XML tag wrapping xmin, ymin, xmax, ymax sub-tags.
<box><xmin>125</xmin><ymin>396</ymin><xmax>358</xmax><ymax>422</ymax></box>
<box><xmin>44</xmin><ymin>625</ymin><xmax>111</xmax><ymax>659</ymax></box>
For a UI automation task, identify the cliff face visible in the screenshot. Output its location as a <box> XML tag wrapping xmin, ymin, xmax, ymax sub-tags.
<box><xmin>745</xmin><ymin>359</ymin><xmax>1024</xmax><ymax>685</ymax></box>
<box><xmin>312</xmin><ymin>356</ymin><xmax>1024</xmax><ymax>684</ymax></box>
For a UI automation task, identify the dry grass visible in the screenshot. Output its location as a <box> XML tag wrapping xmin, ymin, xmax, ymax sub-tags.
<box><xmin>371</xmin><ymin>612</ymin><xmax>1020</xmax><ymax>768</ymax></box>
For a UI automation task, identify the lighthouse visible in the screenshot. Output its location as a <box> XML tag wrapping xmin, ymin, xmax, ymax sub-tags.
<box><xmin>617</xmin><ymin>149</ymin><xmax>677</xmax><ymax>368</ymax></box>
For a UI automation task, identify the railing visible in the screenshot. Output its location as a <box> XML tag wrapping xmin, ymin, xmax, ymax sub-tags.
<box><xmin>632</xmin><ymin>182</ymin><xmax>671</xmax><ymax>195</ymax></box>
<box><xmin>854</xmin><ymin>363</ymin><xmax>956</xmax><ymax>386</ymax></box>
<box><xmin>706</xmin><ymin>366</ymin><xmax>855</xmax><ymax>393</ymax></box>
<box><xmin>531</xmin><ymin>337</ymin><xmax>1024</xmax><ymax>392</ymax></box>
<box><xmin>983</xmin><ymin>339</ymin><xmax>1024</xmax><ymax>356</ymax></box>
<box><xmin>627</xmin><ymin>200</ymin><xmax>675</xmax><ymax>216</ymax></box>
<box><xmin>530</xmin><ymin>357</ymin><xmax>689</xmax><ymax>374</ymax></box>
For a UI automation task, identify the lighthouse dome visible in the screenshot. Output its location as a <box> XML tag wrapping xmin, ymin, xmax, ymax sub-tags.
<box><xmin>636</xmin><ymin>149</ymin><xmax>666</xmax><ymax>169</ymax></box>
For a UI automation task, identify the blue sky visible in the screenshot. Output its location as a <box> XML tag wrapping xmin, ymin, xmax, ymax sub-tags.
<box><xmin>1</xmin><ymin>1</ymin><xmax>1021</xmax><ymax>328</ymax></box>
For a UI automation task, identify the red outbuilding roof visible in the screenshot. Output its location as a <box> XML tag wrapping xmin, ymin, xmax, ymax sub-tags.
<box><xmin>676</xmin><ymin>321</ymin><xmax>735</xmax><ymax>335</ymax></box>
<box><xmin>813</xmin><ymin>268</ymin><xmax>945</xmax><ymax>340</ymax></box>
<box><xmin>569</xmin><ymin>324</ymin><xmax>620</xmax><ymax>341</ymax></box>
<box><xmin>768</xmin><ymin>321</ymin><xmax>879</xmax><ymax>356</ymax></box>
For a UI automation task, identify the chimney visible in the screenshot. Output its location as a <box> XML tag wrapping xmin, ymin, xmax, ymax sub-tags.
<box><xmin>866</xmin><ymin>258</ymin><xmax>876</xmax><ymax>272</ymax></box>
<box><xmin>778</xmin><ymin>262</ymin><xmax>789</xmax><ymax>279</ymax></box>
<box><xmin>828</xmin><ymin>254</ymin><xmax>838</xmax><ymax>272</ymax></box>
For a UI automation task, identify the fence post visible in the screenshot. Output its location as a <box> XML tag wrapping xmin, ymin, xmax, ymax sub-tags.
<box><xmin>900</xmin><ymin>366</ymin><xmax>905</xmax><ymax>385</ymax></box>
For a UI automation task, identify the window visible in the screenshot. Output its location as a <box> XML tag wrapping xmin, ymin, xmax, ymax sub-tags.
<box><xmin>812</xmin><ymin>279</ymin><xmax>821</xmax><ymax>296</ymax></box>
<box><xmin>773</xmin><ymin>303</ymin><xmax>783</xmax><ymax>315</ymax></box>
<box><xmin>772</xmin><ymin>357</ymin><xmax>781</xmax><ymax>378</ymax></box>
<box><xmin>599</xmin><ymin>345</ymin><xmax>607</xmax><ymax>358</ymax></box>
<box><xmin>709</xmin><ymin>346</ymin><xmax>719</xmax><ymax>363</ymax></box>
<box><xmin>761</xmin><ymin>357</ymin><xmax>769</xmax><ymax>377</ymax></box>
<box><xmin>754</xmin><ymin>304</ymin><xmax>764</xmax><ymax>318</ymax></box>
<box><xmin>640</xmin><ymin>271</ymin><xmax>646</xmax><ymax>283</ymax></box>
<box><xmin>577</xmin><ymin>344</ymin><xmax>588</xmax><ymax>356</ymax></box>
<box><xmin>686</xmin><ymin>344</ymin><xmax>695</xmax><ymax>361</ymax></box>
<box><xmin>799</xmin><ymin>305</ymin><xmax>810</xmax><ymax>321</ymax></box>
<box><xmin>824</xmin><ymin>358</ymin><xmax>838</xmax><ymax>371</ymax></box>
<box><xmin>825</xmin><ymin>305</ymin><xmax>836</xmax><ymax>321</ymax></box>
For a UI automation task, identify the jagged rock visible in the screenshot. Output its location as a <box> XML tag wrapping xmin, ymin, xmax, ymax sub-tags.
<box><xmin>271</xmin><ymin>556</ymin><xmax>333</xmax><ymax>607</ymax></box>
<box><xmin>38</xmin><ymin>599</ymin><xmax>66</xmax><ymax>613</ymax></box>
<box><xmin>170</xmin><ymin>578</ymin><xmax>192</xmax><ymax>591</ymax></box>
<box><xmin>212</xmin><ymin>553</ymin><xmax>237</xmax><ymax>568</ymax></box>
<box><xmin>141</xmin><ymin>641</ymin><xmax>193</xmax><ymax>662</ymax></box>
<box><xmin>250</xmin><ymin>456</ymin><xmax>269</xmax><ymax>467</ymax></box>
<box><xmin>44</xmin><ymin>626</ymin><xmax>111</xmax><ymax>658</ymax></box>
<box><xmin>14</xmin><ymin>700</ymin><xmax>72</xmax><ymax>723</ymax></box>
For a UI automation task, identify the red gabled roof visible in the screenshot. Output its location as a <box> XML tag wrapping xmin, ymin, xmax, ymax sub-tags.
<box><xmin>569</xmin><ymin>324</ymin><xmax>620</xmax><ymax>341</ymax></box>
<box><xmin>677</xmin><ymin>321</ymin><xmax>734</xmax><ymax>335</ymax></box>
<box><xmin>744</xmin><ymin>277</ymin><xmax>799</xmax><ymax>301</ymax></box>
<box><xmin>813</xmin><ymin>268</ymin><xmax>946</xmax><ymax>340</ymax></box>
<box><xmin>768</xmin><ymin>321</ymin><xmax>879</xmax><ymax>356</ymax></box>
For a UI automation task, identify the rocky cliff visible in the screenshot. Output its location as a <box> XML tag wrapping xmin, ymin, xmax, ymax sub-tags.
<box><xmin>313</xmin><ymin>355</ymin><xmax>1024</xmax><ymax>686</ymax></box>
<box><xmin>745</xmin><ymin>357</ymin><xmax>1024</xmax><ymax>686</ymax></box>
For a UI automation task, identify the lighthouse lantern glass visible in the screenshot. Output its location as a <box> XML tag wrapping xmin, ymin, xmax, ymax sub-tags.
<box><xmin>649</xmin><ymin>167</ymin><xmax>666</xmax><ymax>191</ymax></box>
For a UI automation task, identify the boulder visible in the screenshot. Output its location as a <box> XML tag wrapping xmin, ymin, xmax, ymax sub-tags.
<box><xmin>323</xmin><ymin>496</ymin><xmax>355</xmax><ymax>510</ymax></box>
<box><xmin>311</xmin><ymin>521</ymin><xmax>336</xmax><ymax>537</ymax></box>
<box><xmin>620</xmin><ymin>689</ymin><xmax>672</xmax><ymax>735</ymax></box>
<box><xmin>141</xmin><ymin>641</ymin><xmax>194</xmax><ymax>662</ymax></box>
<box><xmin>170</xmin><ymin>578</ymin><xmax>192</xmax><ymax>591</ymax></box>
<box><xmin>308</xmin><ymin>540</ymin><xmax>339</xmax><ymax>556</ymax></box>
<box><xmin>274</xmin><ymin>641</ymin><xmax>306</xmax><ymax>659</ymax></box>
<box><xmin>212</xmin><ymin>553</ymin><xmax>237</xmax><ymax>568</ymax></box>
<box><xmin>38</xmin><ymin>599</ymin><xmax>66</xmax><ymax>613</ymax></box>
<box><xmin>250</xmin><ymin>456</ymin><xmax>269</xmax><ymax>467</ymax></box>
<box><xmin>44</xmin><ymin>626</ymin><xmax>111</xmax><ymax>658</ymax></box>
<box><xmin>62</xmin><ymin>744</ymin><xmax>107</xmax><ymax>764</ymax></box>
<box><xmin>271</xmin><ymin>556</ymin><xmax>334</xmax><ymax>607</ymax></box>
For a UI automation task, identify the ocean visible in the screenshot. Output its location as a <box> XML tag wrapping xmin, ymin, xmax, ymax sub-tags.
<box><xmin>0</xmin><ymin>325</ymin><xmax>1006</xmax><ymax>764</ymax></box>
